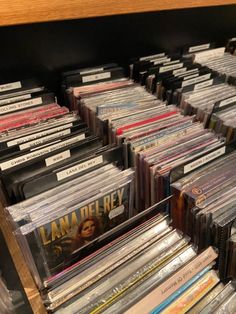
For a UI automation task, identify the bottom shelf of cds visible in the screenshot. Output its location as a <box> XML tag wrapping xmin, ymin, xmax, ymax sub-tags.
<box><xmin>2</xmin><ymin>195</ymin><xmax>236</xmax><ymax>314</ymax></box>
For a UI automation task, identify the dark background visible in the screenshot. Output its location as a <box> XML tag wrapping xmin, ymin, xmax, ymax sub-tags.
<box><xmin>0</xmin><ymin>5</ymin><xmax>236</xmax><ymax>94</ymax></box>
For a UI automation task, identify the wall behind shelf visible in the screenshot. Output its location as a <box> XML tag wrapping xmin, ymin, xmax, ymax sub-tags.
<box><xmin>0</xmin><ymin>5</ymin><xmax>236</xmax><ymax>98</ymax></box>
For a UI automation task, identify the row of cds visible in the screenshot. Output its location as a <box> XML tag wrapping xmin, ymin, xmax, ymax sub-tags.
<box><xmin>193</xmin><ymin>47</ymin><xmax>236</xmax><ymax>85</ymax></box>
<box><xmin>44</xmin><ymin>214</ymin><xmax>236</xmax><ymax>314</ymax></box>
<box><xmin>121</xmin><ymin>44</ymin><xmax>236</xmax><ymax>282</ymax></box>
<box><xmin>52</xmin><ymin>215</ymin><xmax>223</xmax><ymax>314</ymax></box>
<box><xmin>1</xmin><ymin>41</ymin><xmax>236</xmax><ymax>313</ymax></box>
<box><xmin>58</xmin><ymin>44</ymin><xmax>236</xmax><ymax>310</ymax></box>
<box><xmin>171</xmin><ymin>150</ymin><xmax>236</xmax><ymax>280</ymax></box>
<box><xmin>0</xmin><ymin>74</ymin><xmax>135</xmax><ymax>292</ymax></box>
<box><xmin>133</xmin><ymin>46</ymin><xmax>236</xmax><ymax>141</ymax></box>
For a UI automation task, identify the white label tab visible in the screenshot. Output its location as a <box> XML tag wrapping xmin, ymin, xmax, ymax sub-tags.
<box><xmin>189</xmin><ymin>43</ymin><xmax>210</xmax><ymax>53</ymax></box>
<box><xmin>7</xmin><ymin>123</ymin><xmax>73</xmax><ymax>147</ymax></box>
<box><xmin>0</xmin><ymin>94</ymin><xmax>31</xmax><ymax>106</ymax></box>
<box><xmin>194</xmin><ymin>79</ymin><xmax>213</xmax><ymax>90</ymax></box>
<box><xmin>19</xmin><ymin>129</ymin><xmax>72</xmax><ymax>150</ymax></box>
<box><xmin>219</xmin><ymin>95</ymin><xmax>236</xmax><ymax>108</ymax></box>
<box><xmin>109</xmin><ymin>205</ymin><xmax>125</xmax><ymax>219</ymax></box>
<box><xmin>173</xmin><ymin>68</ymin><xmax>187</xmax><ymax>75</ymax></box>
<box><xmin>45</xmin><ymin>150</ymin><xmax>71</xmax><ymax>167</ymax></box>
<box><xmin>183</xmin><ymin>73</ymin><xmax>199</xmax><ymax>81</ymax></box>
<box><xmin>163</xmin><ymin>60</ymin><xmax>180</xmax><ymax>66</ymax></box>
<box><xmin>194</xmin><ymin>47</ymin><xmax>225</xmax><ymax>63</ymax></box>
<box><xmin>176</xmin><ymin>68</ymin><xmax>199</xmax><ymax>77</ymax></box>
<box><xmin>0</xmin><ymin>97</ymin><xmax>42</xmax><ymax>115</ymax></box>
<box><xmin>182</xmin><ymin>73</ymin><xmax>211</xmax><ymax>87</ymax></box>
<box><xmin>0</xmin><ymin>133</ymin><xmax>85</xmax><ymax>170</ymax></box>
<box><xmin>184</xmin><ymin>146</ymin><xmax>226</xmax><ymax>174</ymax></box>
<box><xmin>159</xmin><ymin>63</ymin><xmax>183</xmax><ymax>73</ymax></box>
<box><xmin>153</xmin><ymin>57</ymin><xmax>171</xmax><ymax>65</ymax></box>
<box><xmin>82</xmin><ymin>72</ymin><xmax>111</xmax><ymax>83</ymax></box>
<box><xmin>56</xmin><ymin>155</ymin><xmax>103</xmax><ymax>181</ymax></box>
<box><xmin>0</xmin><ymin>81</ymin><xmax>22</xmax><ymax>93</ymax></box>
<box><xmin>80</xmin><ymin>67</ymin><xmax>104</xmax><ymax>75</ymax></box>
<box><xmin>30</xmin><ymin>140</ymin><xmax>60</xmax><ymax>151</ymax></box>
<box><xmin>139</xmin><ymin>53</ymin><xmax>165</xmax><ymax>61</ymax></box>
<box><xmin>127</xmin><ymin>247</ymin><xmax>217</xmax><ymax>314</ymax></box>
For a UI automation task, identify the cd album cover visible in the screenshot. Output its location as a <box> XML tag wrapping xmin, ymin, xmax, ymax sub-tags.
<box><xmin>24</xmin><ymin>179</ymin><xmax>133</xmax><ymax>277</ymax></box>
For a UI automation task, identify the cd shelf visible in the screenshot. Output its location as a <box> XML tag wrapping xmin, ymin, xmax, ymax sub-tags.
<box><xmin>0</xmin><ymin>2</ymin><xmax>236</xmax><ymax>314</ymax></box>
<box><xmin>0</xmin><ymin>0</ymin><xmax>235</xmax><ymax>26</ymax></box>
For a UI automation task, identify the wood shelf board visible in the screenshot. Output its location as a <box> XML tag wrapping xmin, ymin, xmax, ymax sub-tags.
<box><xmin>1</xmin><ymin>0</ymin><xmax>236</xmax><ymax>26</ymax></box>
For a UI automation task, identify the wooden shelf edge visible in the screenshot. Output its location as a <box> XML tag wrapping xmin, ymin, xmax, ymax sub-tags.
<box><xmin>0</xmin><ymin>196</ymin><xmax>46</xmax><ymax>314</ymax></box>
<box><xmin>1</xmin><ymin>0</ymin><xmax>236</xmax><ymax>26</ymax></box>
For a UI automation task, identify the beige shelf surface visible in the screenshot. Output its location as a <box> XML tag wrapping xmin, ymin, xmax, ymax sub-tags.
<box><xmin>1</xmin><ymin>0</ymin><xmax>236</xmax><ymax>26</ymax></box>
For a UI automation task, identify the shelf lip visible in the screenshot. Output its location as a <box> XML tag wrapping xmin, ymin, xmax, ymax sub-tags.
<box><xmin>0</xmin><ymin>0</ymin><xmax>236</xmax><ymax>27</ymax></box>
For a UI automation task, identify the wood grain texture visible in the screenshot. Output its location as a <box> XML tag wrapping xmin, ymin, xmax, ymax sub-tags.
<box><xmin>0</xmin><ymin>0</ymin><xmax>236</xmax><ymax>26</ymax></box>
<box><xmin>0</xmin><ymin>196</ymin><xmax>46</xmax><ymax>314</ymax></box>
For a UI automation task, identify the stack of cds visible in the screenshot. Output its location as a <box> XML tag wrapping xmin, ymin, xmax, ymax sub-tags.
<box><xmin>192</xmin><ymin>46</ymin><xmax>236</xmax><ymax>85</ymax></box>
<box><xmin>190</xmin><ymin>281</ymin><xmax>236</xmax><ymax>314</ymax></box>
<box><xmin>208</xmin><ymin>100</ymin><xmax>236</xmax><ymax>143</ymax></box>
<box><xmin>126</xmin><ymin>270</ymin><xmax>225</xmax><ymax>314</ymax></box>
<box><xmin>0</xmin><ymin>78</ymin><xmax>98</xmax><ymax>203</ymax></box>
<box><xmin>2</xmin><ymin>50</ymin><xmax>236</xmax><ymax>314</ymax></box>
<box><xmin>7</xmin><ymin>161</ymin><xmax>134</xmax><ymax>284</ymax></box>
<box><xmin>179</xmin><ymin>82</ymin><xmax>236</xmax><ymax>129</ymax></box>
<box><xmin>0</xmin><ymin>77</ymin><xmax>135</xmax><ymax>297</ymax></box>
<box><xmin>132</xmin><ymin>48</ymin><xmax>236</xmax><ymax>144</ymax></box>
<box><xmin>69</xmin><ymin>78</ymin><xmax>160</xmax><ymax>144</ymax></box>
<box><xmin>130</xmin><ymin>48</ymin><xmax>219</xmax><ymax>102</ymax></box>
<box><xmin>61</xmin><ymin>63</ymin><xmax>126</xmax><ymax>112</ymax></box>
<box><xmin>171</xmin><ymin>150</ymin><xmax>236</xmax><ymax>280</ymax></box>
<box><xmin>65</xmin><ymin>62</ymin><xmax>226</xmax><ymax>211</ymax></box>
<box><xmin>36</xmin><ymin>212</ymin><xmax>219</xmax><ymax>313</ymax></box>
<box><xmin>175</xmin><ymin>47</ymin><xmax>236</xmax><ymax>141</ymax></box>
